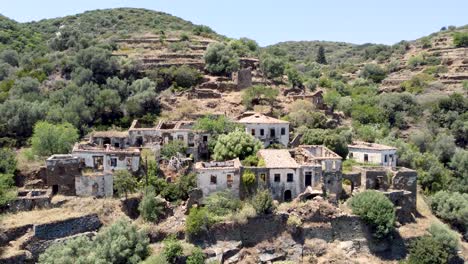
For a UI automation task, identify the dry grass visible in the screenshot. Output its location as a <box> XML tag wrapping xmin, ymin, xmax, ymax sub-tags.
<box><xmin>16</xmin><ymin>148</ymin><xmax>44</xmax><ymax>174</ymax></box>
<box><xmin>0</xmin><ymin>196</ymin><xmax>127</xmax><ymax>229</ymax></box>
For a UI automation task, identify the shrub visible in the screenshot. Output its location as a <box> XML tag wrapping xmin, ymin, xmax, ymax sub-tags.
<box><xmin>0</xmin><ymin>148</ymin><xmax>17</xmax><ymax>206</ymax></box>
<box><xmin>408</xmin><ymin>235</ymin><xmax>449</xmax><ymax>264</ymax></box>
<box><xmin>241</xmin><ymin>155</ymin><xmax>259</xmax><ymax>166</ymax></box>
<box><xmin>160</xmin><ymin>140</ymin><xmax>187</xmax><ymax>159</ymax></box>
<box><xmin>430</xmin><ymin>133</ymin><xmax>456</xmax><ymax>164</ymax></box>
<box><xmin>242</xmin><ymin>169</ymin><xmax>256</xmax><ymax>187</ymax></box>
<box><xmin>242</xmin><ymin>85</ymin><xmax>279</xmax><ymax>109</ymax></box>
<box><xmin>114</xmin><ymin>170</ymin><xmax>137</xmax><ymax>199</ymax></box>
<box><xmin>141</xmin><ymin>254</ymin><xmax>169</xmax><ymax>264</ymax></box>
<box><xmin>39</xmin><ymin>219</ymin><xmax>149</xmax><ymax>264</ymax></box>
<box><xmin>186</xmin><ymin>247</ymin><xmax>205</xmax><ymax>264</ymax></box>
<box><xmin>205</xmin><ymin>191</ymin><xmax>241</xmax><ymax>216</ymax></box>
<box><xmin>400</xmin><ymin>73</ymin><xmax>433</xmax><ymax>94</ymax></box>
<box><xmin>138</xmin><ymin>190</ymin><xmax>165</xmax><ymax>222</ymax></box>
<box><xmin>204</xmin><ymin>42</ymin><xmax>239</xmax><ymax>75</ymax></box>
<box><xmin>186</xmin><ymin>207</ymin><xmax>212</xmax><ymax>237</ymax></box>
<box><xmin>349</xmin><ymin>190</ymin><xmax>395</xmax><ymax>238</ymax></box>
<box><xmin>30</xmin><ymin>121</ymin><xmax>79</xmax><ymax>156</ymax></box>
<box><xmin>407</xmin><ymin>223</ymin><xmax>459</xmax><ymax>264</ymax></box>
<box><xmin>212</xmin><ymin>129</ymin><xmax>262</xmax><ymax>161</ymax></box>
<box><xmin>453</xmin><ymin>32</ymin><xmax>468</xmax><ymax>47</ymax></box>
<box><xmin>430</xmin><ymin>191</ymin><xmax>468</xmax><ymax>231</ymax></box>
<box><xmin>261</xmin><ymin>55</ymin><xmax>285</xmax><ymax>79</ymax></box>
<box><xmin>162</xmin><ymin>236</ymin><xmax>183</xmax><ymax>264</ymax></box>
<box><xmin>359</xmin><ymin>64</ymin><xmax>387</xmax><ymax>83</ymax></box>
<box><xmin>251</xmin><ymin>189</ymin><xmax>274</xmax><ymax>215</ymax></box>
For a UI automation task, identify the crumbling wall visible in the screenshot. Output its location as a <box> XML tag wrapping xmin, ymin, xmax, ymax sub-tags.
<box><xmin>322</xmin><ymin>171</ymin><xmax>343</xmax><ymax>202</ymax></box>
<box><xmin>46</xmin><ymin>155</ymin><xmax>82</xmax><ymax>195</ymax></box>
<box><xmin>75</xmin><ymin>173</ymin><xmax>113</xmax><ymax>197</ymax></box>
<box><xmin>1</xmin><ymin>189</ymin><xmax>52</xmax><ymax>214</ymax></box>
<box><xmin>235</xmin><ymin>69</ymin><xmax>252</xmax><ymax>89</ymax></box>
<box><xmin>356</xmin><ymin>167</ymin><xmax>390</xmax><ymax>191</ymax></box>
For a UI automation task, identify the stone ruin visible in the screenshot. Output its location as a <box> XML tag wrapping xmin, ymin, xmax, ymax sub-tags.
<box><xmin>343</xmin><ymin>166</ymin><xmax>417</xmax><ymax>223</ymax></box>
<box><xmin>0</xmin><ymin>189</ymin><xmax>53</xmax><ymax>214</ymax></box>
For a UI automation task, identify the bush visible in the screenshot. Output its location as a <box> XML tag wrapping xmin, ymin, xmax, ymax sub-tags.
<box><xmin>160</xmin><ymin>140</ymin><xmax>187</xmax><ymax>159</ymax></box>
<box><xmin>251</xmin><ymin>189</ymin><xmax>274</xmax><ymax>215</ymax></box>
<box><xmin>242</xmin><ymin>169</ymin><xmax>256</xmax><ymax>186</ymax></box>
<box><xmin>349</xmin><ymin>190</ymin><xmax>395</xmax><ymax>238</ymax></box>
<box><xmin>242</xmin><ymin>85</ymin><xmax>279</xmax><ymax>109</ymax></box>
<box><xmin>212</xmin><ymin>129</ymin><xmax>262</xmax><ymax>161</ymax></box>
<box><xmin>241</xmin><ymin>155</ymin><xmax>259</xmax><ymax>166</ymax></box>
<box><xmin>204</xmin><ymin>42</ymin><xmax>239</xmax><ymax>75</ymax></box>
<box><xmin>408</xmin><ymin>235</ymin><xmax>449</xmax><ymax>264</ymax></box>
<box><xmin>138</xmin><ymin>190</ymin><xmax>165</xmax><ymax>222</ymax></box>
<box><xmin>205</xmin><ymin>191</ymin><xmax>241</xmax><ymax>216</ymax></box>
<box><xmin>30</xmin><ymin>121</ymin><xmax>79</xmax><ymax>156</ymax></box>
<box><xmin>141</xmin><ymin>254</ymin><xmax>169</xmax><ymax>264</ymax></box>
<box><xmin>162</xmin><ymin>236</ymin><xmax>183</xmax><ymax>264</ymax></box>
<box><xmin>430</xmin><ymin>191</ymin><xmax>468</xmax><ymax>231</ymax></box>
<box><xmin>186</xmin><ymin>207</ymin><xmax>212</xmax><ymax>237</ymax></box>
<box><xmin>261</xmin><ymin>55</ymin><xmax>285</xmax><ymax>79</ymax></box>
<box><xmin>186</xmin><ymin>247</ymin><xmax>205</xmax><ymax>264</ymax></box>
<box><xmin>359</xmin><ymin>64</ymin><xmax>387</xmax><ymax>83</ymax></box>
<box><xmin>453</xmin><ymin>32</ymin><xmax>468</xmax><ymax>47</ymax></box>
<box><xmin>39</xmin><ymin>219</ymin><xmax>149</xmax><ymax>264</ymax></box>
<box><xmin>114</xmin><ymin>170</ymin><xmax>137</xmax><ymax>199</ymax></box>
<box><xmin>407</xmin><ymin>223</ymin><xmax>459</xmax><ymax>264</ymax></box>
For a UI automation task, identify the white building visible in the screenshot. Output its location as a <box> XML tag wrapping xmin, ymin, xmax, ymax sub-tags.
<box><xmin>237</xmin><ymin>113</ymin><xmax>290</xmax><ymax>147</ymax></box>
<box><xmin>128</xmin><ymin>119</ymin><xmax>210</xmax><ymax>160</ymax></box>
<box><xmin>194</xmin><ymin>159</ymin><xmax>242</xmax><ymax>198</ymax></box>
<box><xmin>347</xmin><ymin>141</ymin><xmax>397</xmax><ymax>168</ymax></box>
<box><xmin>72</xmin><ymin>143</ymin><xmax>140</xmax><ymax>172</ymax></box>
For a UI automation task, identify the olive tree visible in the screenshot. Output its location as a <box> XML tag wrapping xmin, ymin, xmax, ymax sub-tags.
<box><xmin>212</xmin><ymin>129</ymin><xmax>262</xmax><ymax>161</ymax></box>
<box><xmin>204</xmin><ymin>42</ymin><xmax>239</xmax><ymax>75</ymax></box>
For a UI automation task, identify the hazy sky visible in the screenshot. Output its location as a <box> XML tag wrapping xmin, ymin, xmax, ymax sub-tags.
<box><xmin>1</xmin><ymin>0</ymin><xmax>467</xmax><ymax>46</ymax></box>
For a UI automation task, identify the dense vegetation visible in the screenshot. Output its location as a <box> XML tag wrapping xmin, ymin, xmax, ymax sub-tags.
<box><xmin>39</xmin><ymin>220</ymin><xmax>150</xmax><ymax>264</ymax></box>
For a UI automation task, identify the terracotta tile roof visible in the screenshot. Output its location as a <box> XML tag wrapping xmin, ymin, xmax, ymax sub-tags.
<box><xmin>258</xmin><ymin>149</ymin><xmax>298</xmax><ymax>168</ymax></box>
<box><xmin>348</xmin><ymin>141</ymin><xmax>397</xmax><ymax>151</ymax></box>
<box><xmin>237</xmin><ymin>113</ymin><xmax>289</xmax><ymax>124</ymax></box>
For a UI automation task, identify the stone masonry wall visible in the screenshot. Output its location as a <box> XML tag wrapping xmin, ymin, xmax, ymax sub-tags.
<box><xmin>33</xmin><ymin>214</ymin><xmax>102</xmax><ymax>240</ymax></box>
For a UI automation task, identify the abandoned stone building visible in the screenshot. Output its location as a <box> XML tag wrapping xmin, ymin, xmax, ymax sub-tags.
<box><xmin>237</xmin><ymin>113</ymin><xmax>290</xmax><ymax>147</ymax></box>
<box><xmin>289</xmin><ymin>90</ymin><xmax>326</xmax><ymax>110</ymax></box>
<box><xmin>45</xmin><ymin>154</ymin><xmax>114</xmax><ymax>197</ymax></box>
<box><xmin>347</xmin><ymin>141</ymin><xmax>397</xmax><ymax>168</ymax></box>
<box><xmin>128</xmin><ymin>119</ymin><xmax>210</xmax><ymax>160</ymax></box>
<box><xmin>71</xmin><ymin>143</ymin><xmax>141</xmax><ymax>172</ymax></box>
<box><xmin>194</xmin><ymin>158</ymin><xmax>242</xmax><ymax>198</ymax></box>
<box><xmin>46</xmin><ymin>154</ymin><xmax>83</xmax><ymax>195</ymax></box>
<box><xmin>343</xmin><ymin>166</ymin><xmax>417</xmax><ymax>223</ymax></box>
<box><xmin>194</xmin><ymin>145</ymin><xmax>342</xmax><ymax>202</ymax></box>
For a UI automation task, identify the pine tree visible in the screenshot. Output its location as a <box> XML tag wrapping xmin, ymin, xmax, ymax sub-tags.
<box><xmin>316</xmin><ymin>45</ymin><xmax>327</xmax><ymax>64</ymax></box>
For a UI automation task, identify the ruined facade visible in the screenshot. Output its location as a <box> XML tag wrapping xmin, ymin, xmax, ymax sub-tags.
<box><xmin>289</xmin><ymin>90</ymin><xmax>325</xmax><ymax>110</ymax></box>
<box><xmin>347</xmin><ymin>141</ymin><xmax>397</xmax><ymax>168</ymax></box>
<box><xmin>237</xmin><ymin>113</ymin><xmax>290</xmax><ymax>147</ymax></box>
<box><xmin>128</xmin><ymin>119</ymin><xmax>210</xmax><ymax>160</ymax></box>
<box><xmin>343</xmin><ymin>166</ymin><xmax>417</xmax><ymax>223</ymax></box>
<box><xmin>75</xmin><ymin>172</ymin><xmax>113</xmax><ymax>197</ymax></box>
<box><xmin>194</xmin><ymin>145</ymin><xmax>342</xmax><ymax>202</ymax></box>
<box><xmin>72</xmin><ymin>143</ymin><xmax>140</xmax><ymax>172</ymax></box>
<box><xmin>45</xmin><ymin>154</ymin><xmax>83</xmax><ymax>195</ymax></box>
<box><xmin>194</xmin><ymin>159</ymin><xmax>242</xmax><ymax>199</ymax></box>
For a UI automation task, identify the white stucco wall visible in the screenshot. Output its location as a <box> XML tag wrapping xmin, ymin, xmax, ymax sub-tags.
<box><xmin>72</xmin><ymin>151</ymin><xmax>140</xmax><ymax>172</ymax></box>
<box><xmin>243</xmin><ymin>123</ymin><xmax>289</xmax><ymax>147</ymax></box>
<box><xmin>268</xmin><ymin>168</ymin><xmax>301</xmax><ymax>200</ymax></box>
<box><xmin>348</xmin><ymin>148</ymin><xmax>397</xmax><ymax>167</ymax></box>
<box><xmin>196</xmin><ymin>168</ymin><xmax>240</xmax><ymax>198</ymax></box>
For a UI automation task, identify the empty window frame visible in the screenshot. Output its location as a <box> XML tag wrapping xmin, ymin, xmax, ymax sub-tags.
<box><xmin>227</xmin><ymin>174</ymin><xmax>233</xmax><ymax>188</ymax></box>
<box><xmin>274</xmin><ymin>174</ymin><xmax>281</xmax><ymax>182</ymax></box>
<box><xmin>287</xmin><ymin>173</ymin><xmax>294</xmax><ymax>182</ymax></box>
<box><xmin>210</xmin><ymin>175</ymin><xmax>217</xmax><ymax>185</ymax></box>
<box><xmin>260</xmin><ymin>129</ymin><xmax>264</xmax><ymax>136</ymax></box>
<box><xmin>260</xmin><ymin>173</ymin><xmax>266</xmax><ymax>182</ymax></box>
<box><xmin>364</xmin><ymin>154</ymin><xmax>369</xmax><ymax>162</ymax></box>
<box><xmin>281</xmin><ymin>127</ymin><xmax>286</xmax><ymax>135</ymax></box>
<box><xmin>110</xmin><ymin>158</ymin><xmax>117</xmax><ymax>167</ymax></box>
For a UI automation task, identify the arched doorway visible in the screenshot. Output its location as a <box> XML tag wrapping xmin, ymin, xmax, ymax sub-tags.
<box><xmin>284</xmin><ymin>190</ymin><xmax>292</xmax><ymax>202</ymax></box>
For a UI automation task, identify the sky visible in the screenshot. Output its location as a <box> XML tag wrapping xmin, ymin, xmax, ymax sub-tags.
<box><xmin>1</xmin><ymin>0</ymin><xmax>467</xmax><ymax>46</ymax></box>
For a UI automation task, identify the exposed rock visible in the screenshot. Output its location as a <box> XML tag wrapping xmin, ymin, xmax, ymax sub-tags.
<box><xmin>303</xmin><ymin>238</ymin><xmax>328</xmax><ymax>257</ymax></box>
<box><xmin>259</xmin><ymin>252</ymin><xmax>286</xmax><ymax>263</ymax></box>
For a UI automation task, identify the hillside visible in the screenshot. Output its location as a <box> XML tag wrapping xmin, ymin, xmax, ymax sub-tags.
<box><xmin>0</xmin><ymin>7</ymin><xmax>467</xmax><ymax>264</ymax></box>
